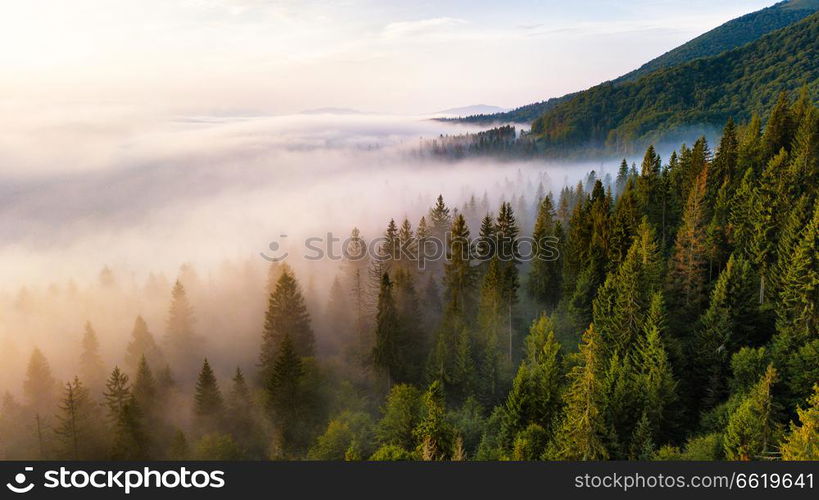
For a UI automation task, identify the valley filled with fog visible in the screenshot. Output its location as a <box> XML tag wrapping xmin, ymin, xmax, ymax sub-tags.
<box><xmin>0</xmin><ymin>110</ymin><xmax>607</xmax><ymax>393</ymax></box>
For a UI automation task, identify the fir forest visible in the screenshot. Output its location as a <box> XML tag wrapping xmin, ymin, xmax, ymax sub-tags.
<box><xmin>0</xmin><ymin>1</ymin><xmax>818</xmax><ymax>464</ymax></box>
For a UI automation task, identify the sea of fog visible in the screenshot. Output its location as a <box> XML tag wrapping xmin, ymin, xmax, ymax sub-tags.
<box><xmin>0</xmin><ymin>110</ymin><xmax>613</xmax><ymax>390</ymax></box>
<box><xmin>0</xmin><ymin>111</ymin><xmax>614</xmax><ymax>286</ymax></box>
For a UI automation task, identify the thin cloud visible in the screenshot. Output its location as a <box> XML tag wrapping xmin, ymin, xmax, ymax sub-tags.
<box><xmin>381</xmin><ymin>17</ymin><xmax>468</xmax><ymax>40</ymax></box>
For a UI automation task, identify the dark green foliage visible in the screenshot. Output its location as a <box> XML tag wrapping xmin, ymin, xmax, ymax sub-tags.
<box><xmin>110</xmin><ymin>400</ymin><xmax>148</xmax><ymax>461</ymax></box>
<box><xmin>694</xmin><ymin>255</ymin><xmax>762</xmax><ymax>411</ymax></box>
<box><xmin>372</xmin><ymin>273</ymin><xmax>405</xmax><ymax>386</ymax></box>
<box><xmin>616</xmin><ymin>1</ymin><xmax>819</xmax><ymax>84</ymax></box>
<box><xmin>132</xmin><ymin>356</ymin><xmax>156</xmax><ymax>414</ymax></box>
<box><xmin>226</xmin><ymin>368</ymin><xmax>265</xmax><ymax>458</ymax></box>
<box><xmin>194</xmin><ymin>359</ymin><xmax>224</xmax><ymax>423</ymax></box>
<box><xmin>634</xmin><ymin>293</ymin><xmax>678</xmax><ymax>444</ymax></box>
<box><xmin>528</xmin><ymin>196</ymin><xmax>563</xmax><ymax>308</ymax></box>
<box><xmin>531</xmin><ymin>13</ymin><xmax>819</xmax><ymax>153</ymax></box>
<box><xmin>265</xmin><ymin>333</ymin><xmax>323</xmax><ymax>458</ymax></box>
<box><xmin>428</xmin><ymin>214</ymin><xmax>476</xmax><ymax>400</ymax></box>
<box><xmin>499</xmin><ymin>315</ymin><xmax>563</xmax><ymax>452</ymax></box>
<box><xmin>261</xmin><ymin>265</ymin><xmax>314</xmax><ymax>368</ymax></box>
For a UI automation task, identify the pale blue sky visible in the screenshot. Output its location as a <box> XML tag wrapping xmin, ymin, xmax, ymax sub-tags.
<box><xmin>0</xmin><ymin>0</ymin><xmax>777</xmax><ymax>114</ymax></box>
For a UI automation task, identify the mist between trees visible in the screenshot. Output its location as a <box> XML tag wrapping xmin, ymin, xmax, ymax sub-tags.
<box><xmin>0</xmin><ymin>90</ymin><xmax>817</xmax><ymax>461</ymax></box>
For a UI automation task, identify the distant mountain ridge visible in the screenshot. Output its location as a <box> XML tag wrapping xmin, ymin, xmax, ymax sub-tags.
<box><xmin>300</xmin><ymin>107</ymin><xmax>366</xmax><ymax>115</ymax></box>
<box><xmin>433</xmin><ymin>104</ymin><xmax>507</xmax><ymax>116</ymax></box>
<box><xmin>436</xmin><ymin>95</ymin><xmax>576</xmax><ymax>125</ymax></box>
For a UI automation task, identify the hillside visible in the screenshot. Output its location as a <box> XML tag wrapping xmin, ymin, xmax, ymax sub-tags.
<box><xmin>530</xmin><ymin>12</ymin><xmax>819</xmax><ymax>153</ymax></box>
<box><xmin>436</xmin><ymin>94</ymin><xmax>576</xmax><ymax>125</ymax></box>
<box><xmin>446</xmin><ymin>0</ymin><xmax>817</xmax><ymax>126</ymax></box>
<box><xmin>615</xmin><ymin>0</ymin><xmax>819</xmax><ymax>84</ymax></box>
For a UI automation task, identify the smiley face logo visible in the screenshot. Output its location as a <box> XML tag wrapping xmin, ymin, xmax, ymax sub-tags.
<box><xmin>6</xmin><ymin>467</ymin><xmax>35</xmax><ymax>494</ymax></box>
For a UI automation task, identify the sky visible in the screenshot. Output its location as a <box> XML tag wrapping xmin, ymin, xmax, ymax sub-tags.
<box><xmin>0</xmin><ymin>0</ymin><xmax>777</xmax><ymax>115</ymax></box>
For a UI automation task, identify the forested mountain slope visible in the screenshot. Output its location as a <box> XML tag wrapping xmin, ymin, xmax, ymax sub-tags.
<box><xmin>447</xmin><ymin>1</ymin><xmax>818</xmax><ymax>127</ymax></box>
<box><xmin>615</xmin><ymin>0</ymin><xmax>819</xmax><ymax>84</ymax></box>
<box><xmin>530</xmin><ymin>12</ymin><xmax>819</xmax><ymax>153</ymax></box>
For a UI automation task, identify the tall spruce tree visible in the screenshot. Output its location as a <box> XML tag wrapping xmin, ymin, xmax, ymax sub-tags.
<box><xmin>636</xmin><ymin>145</ymin><xmax>663</xmax><ymax>234</ymax></box>
<box><xmin>477</xmin><ymin>257</ymin><xmax>505</xmax><ymax>403</ymax></box>
<box><xmin>194</xmin><ymin>359</ymin><xmax>224</xmax><ymax>422</ymax></box>
<box><xmin>666</xmin><ymin>166</ymin><xmax>710</xmax><ymax>333</ymax></box>
<box><xmin>227</xmin><ymin>368</ymin><xmax>263</xmax><ymax>458</ymax></box>
<box><xmin>345</xmin><ymin>227</ymin><xmax>371</xmax><ymax>363</ymax></box>
<box><xmin>695</xmin><ymin>255</ymin><xmax>760</xmax><ymax>411</ymax></box>
<box><xmin>495</xmin><ymin>202</ymin><xmax>521</xmax><ymax>361</ymax></box>
<box><xmin>428</xmin><ymin>214</ymin><xmax>475</xmax><ymax>400</ymax></box>
<box><xmin>79</xmin><ymin>322</ymin><xmax>106</xmax><ymax>394</ymax></box>
<box><xmin>412</xmin><ymin>381</ymin><xmax>453</xmax><ymax>460</ymax></box>
<box><xmin>475</xmin><ymin>213</ymin><xmax>497</xmax><ymax>274</ymax></box>
<box><xmin>102</xmin><ymin>367</ymin><xmax>131</xmax><ymax>423</ymax></box>
<box><xmin>551</xmin><ymin>325</ymin><xmax>609</xmax><ymax>460</ymax></box>
<box><xmin>164</xmin><ymin>281</ymin><xmax>199</xmax><ymax>373</ymax></box>
<box><xmin>710</xmin><ymin>118</ymin><xmax>739</xmax><ymax>195</ymax></box>
<box><xmin>266</xmin><ymin>333</ymin><xmax>306</xmax><ymax>457</ymax></box>
<box><xmin>54</xmin><ymin>377</ymin><xmax>95</xmax><ymax>460</ymax></box>
<box><xmin>615</xmin><ymin>158</ymin><xmax>629</xmax><ymax>196</ymax></box>
<box><xmin>260</xmin><ymin>265</ymin><xmax>314</xmax><ymax>370</ymax></box>
<box><xmin>762</xmin><ymin>91</ymin><xmax>795</xmax><ymax>158</ymax></box>
<box><xmin>23</xmin><ymin>348</ymin><xmax>57</xmax><ymax>415</ymax></box>
<box><xmin>373</xmin><ymin>273</ymin><xmax>404</xmax><ymax>387</ymax></box>
<box><xmin>634</xmin><ymin>292</ymin><xmax>677</xmax><ymax>444</ymax></box>
<box><xmin>125</xmin><ymin>316</ymin><xmax>163</xmax><ymax>374</ymax></box>
<box><xmin>775</xmin><ymin>201</ymin><xmax>818</xmax><ymax>343</ymax></box>
<box><xmin>528</xmin><ymin>195</ymin><xmax>562</xmax><ymax>308</ymax></box>
<box><xmin>500</xmin><ymin>315</ymin><xmax>562</xmax><ymax>452</ymax></box>
<box><xmin>429</xmin><ymin>195</ymin><xmax>452</xmax><ymax>241</ymax></box>
<box><xmin>132</xmin><ymin>356</ymin><xmax>157</xmax><ymax>417</ymax></box>
<box><xmin>393</xmin><ymin>267</ymin><xmax>424</xmax><ymax>383</ymax></box>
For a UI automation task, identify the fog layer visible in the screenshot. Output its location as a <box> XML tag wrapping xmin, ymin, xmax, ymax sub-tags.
<box><xmin>0</xmin><ymin>110</ymin><xmax>607</xmax><ymax>392</ymax></box>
